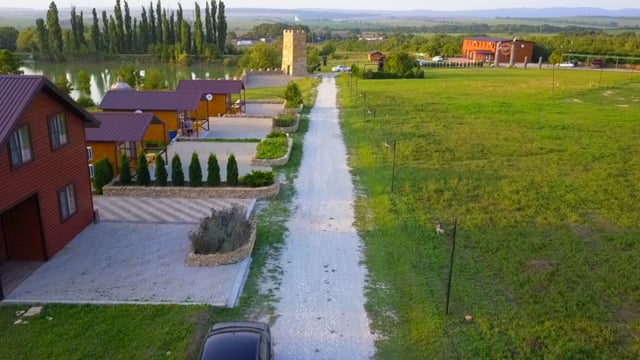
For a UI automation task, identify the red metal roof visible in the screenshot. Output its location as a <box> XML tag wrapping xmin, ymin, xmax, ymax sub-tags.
<box><xmin>176</xmin><ymin>79</ymin><xmax>245</xmax><ymax>96</ymax></box>
<box><xmin>86</xmin><ymin>112</ymin><xmax>162</xmax><ymax>142</ymax></box>
<box><xmin>98</xmin><ymin>90</ymin><xmax>201</xmax><ymax>111</ymax></box>
<box><xmin>0</xmin><ymin>74</ymin><xmax>99</xmax><ymax>150</ymax></box>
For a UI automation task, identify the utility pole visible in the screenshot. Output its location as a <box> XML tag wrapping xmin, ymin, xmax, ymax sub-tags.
<box><xmin>445</xmin><ymin>217</ymin><xmax>458</xmax><ymax>315</ymax></box>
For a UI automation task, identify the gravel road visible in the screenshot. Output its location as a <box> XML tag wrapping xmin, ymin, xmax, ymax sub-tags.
<box><xmin>271</xmin><ymin>76</ymin><xmax>375</xmax><ymax>359</ymax></box>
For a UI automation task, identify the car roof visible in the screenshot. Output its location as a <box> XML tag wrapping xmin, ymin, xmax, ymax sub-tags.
<box><xmin>201</xmin><ymin>322</ymin><xmax>270</xmax><ymax>360</ymax></box>
<box><xmin>201</xmin><ymin>331</ymin><xmax>261</xmax><ymax>360</ymax></box>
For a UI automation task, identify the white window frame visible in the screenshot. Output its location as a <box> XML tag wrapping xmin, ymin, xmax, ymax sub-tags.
<box><xmin>88</xmin><ymin>164</ymin><xmax>95</xmax><ymax>178</ymax></box>
<box><xmin>58</xmin><ymin>184</ymin><xmax>77</xmax><ymax>221</ymax></box>
<box><xmin>8</xmin><ymin>125</ymin><xmax>33</xmax><ymax>167</ymax></box>
<box><xmin>86</xmin><ymin>146</ymin><xmax>93</xmax><ymax>161</ymax></box>
<box><xmin>49</xmin><ymin>112</ymin><xmax>68</xmax><ymax>149</ymax></box>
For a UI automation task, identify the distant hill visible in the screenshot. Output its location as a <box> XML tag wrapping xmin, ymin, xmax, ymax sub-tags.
<box><xmin>1</xmin><ymin>6</ymin><xmax>639</xmax><ymax>29</ymax></box>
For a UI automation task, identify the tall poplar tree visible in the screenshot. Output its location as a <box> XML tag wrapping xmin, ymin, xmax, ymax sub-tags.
<box><xmin>78</xmin><ymin>11</ymin><xmax>86</xmax><ymax>48</ymax></box>
<box><xmin>35</xmin><ymin>18</ymin><xmax>52</xmax><ymax>59</ymax></box>
<box><xmin>139</xmin><ymin>7</ymin><xmax>149</xmax><ymax>51</ymax></box>
<box><xmin>180</xmin><ymin>19</ymin><xmax>191</xmax><ymax>54</ymax></box>
<box><xmin>46</xmin><ymin>1</ymin><xmax>64</xmax><ymax>56</ymax></box>
<box><xmin>114</xmin><ymin>0</ymin><xmax>125</xmax><ymax>52</ymax></box>
<box><xmin>148</xmin><ymin>2</ymin><xmax>156</xmax><ymax>45</ymax></box>
<box><xmin>155</xmin><ymin>0</ymin><xmax>162</xmax><ymax>46</ymax></box>
<box><xmin>91</xmin><ymin>9</ymin><xmax>101</xmax><ymax>51</ymax></box>
<box><xmin>70</xmin><ymin>6</ymin><xmax>79</xmax><ymax>50</ymax></box>
<box><xmin>210</xmin><ymin>0</ymin><xmax>217</xmax><ymax>47</ymax></box>
<box><xmin>175</xmin><ymin>3</ymin><xmax>183</xmax><ymax>45</ymax></box>
<box><xmin>204</xmin><ymin>1</ymin><xmax>212</xmax><ymax>44</ymax></box>
<box><xmin>194</xmin><ymin>2</ymin><xmax>204</xmax><ymax>55</ymax></box>
<box><xmin>161</xmin><ymin>9</ymin><xmax>169</xmax><ymax>46</ymax></box>
<box><xmin>108</xmin><ymin>15</ymin><xmax>118</xmax><ymax>53</ymax></box>
<box><xmin>101</xmin><ymin>11</ymin><xmax>111</xmax><ymax>53</ymax></box>
<box><xmin>124</xmin><ymin>1</ymin><xmax>133</xmax><ymax>52</ymax></box>
<box><xmin>216</xmin><ymin>1</ymin><xmax>227</xmax><ymax>53</ymax></box>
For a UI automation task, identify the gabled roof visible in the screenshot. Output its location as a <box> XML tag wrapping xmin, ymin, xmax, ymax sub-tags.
<box><xmin>86</xmin><ymin>112</ymin><xmax>163</xmax><ymax>142</ymax></box>
<box><xmin>0</xmin><ymin>74</ymin><xmax>99</xmax><ymax>150</ymax></box>
<box><xmin>176</xmin><ymin>79</ymin><xmax>245</xmax><ymax>96</ymax></box>
<box><xmin>99</xmin><ymin>90</ymin><xmax>201</xmax><ymax>111</ymax></box>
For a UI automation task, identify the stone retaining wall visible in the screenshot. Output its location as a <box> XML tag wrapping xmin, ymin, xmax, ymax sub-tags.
<box><xmin>102</xmin><ymin>181</ymin><xmax>280</xmax><ymax>199</ymax></box>
<box><xmin>272</xmin><ymin>117</ymin><xmax>299</xmax><ymax>133</ymax></box>
<box><xmin>252</xmin><ymin>138</ymin><xmax>293</xmax><ymax>167</ymax></box>
<box><xmin>185</xmin><ymin>222</ymin><xmax>257</xmax><ymax>266</ymax></box>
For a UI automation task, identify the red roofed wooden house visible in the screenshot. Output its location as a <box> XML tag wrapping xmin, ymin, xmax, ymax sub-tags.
<box><xmin>0</xmin><ymin>75</ymin><xmax>99</xmax><ymax>299</ymax></box>
<box><xmin>98</xmin><ymin>90</ymin><xmax>200</xmax><ymax>142</ymax></box>
<box><xmin>87</xmin><ymin>112</ymin><xmax>166</xmax><ymax>176</ymax></box>
<box><xmin>176</xmin><ymin>79</ymin><xmax>246</xmax><ymax>118</ymax></box>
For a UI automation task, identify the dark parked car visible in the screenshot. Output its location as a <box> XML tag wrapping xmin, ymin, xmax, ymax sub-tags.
<box><xmin>200</xmin><ymin>321</ymin><xmax>273</xmax><ymax>360</ymax></box>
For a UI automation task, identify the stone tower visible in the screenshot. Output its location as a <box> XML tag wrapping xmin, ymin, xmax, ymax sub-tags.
<box><xmin>281</xmin><ymin>29</ymin><xmax>307</xmax><ymax>76</ymax></box>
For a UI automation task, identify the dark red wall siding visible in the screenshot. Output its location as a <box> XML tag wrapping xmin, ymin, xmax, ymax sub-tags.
<box><xmin>0</xmin><ymin>91</ymin><xmax>94</xmax><ymax>259</ymax></box>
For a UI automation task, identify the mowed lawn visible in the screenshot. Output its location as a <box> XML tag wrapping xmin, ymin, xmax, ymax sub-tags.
<box><xmin>337</xmin><ymin>68</ymin><xmax>640</xmax><ymax>359</ymax></box>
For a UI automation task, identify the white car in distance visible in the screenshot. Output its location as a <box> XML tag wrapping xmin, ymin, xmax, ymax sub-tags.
<box><xmin>332</xmin><ymin>65</ymin><xmax>351</xmax><ymax>72</ymax></box>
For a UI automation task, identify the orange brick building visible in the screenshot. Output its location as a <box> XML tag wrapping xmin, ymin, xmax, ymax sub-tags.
<box><xmin>462</xmin><ymin>37</ymin><xmax>534</xmax><ymax>64</ymax></box>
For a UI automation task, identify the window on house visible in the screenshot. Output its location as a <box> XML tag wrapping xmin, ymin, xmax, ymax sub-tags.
<box><xmin>86</xmin><ymin>146</ymin><xmax>93</xmax><ymax>161</ymax></box>
<box><xmin>118</xmin><ymin>141</ymin><xmax>137</xmax><ymax>160</ymax></box>
<box><xmin>88</xmin><ymin>164</ymin><xmax>95</xmax><ymax>178</ymax></box>
<box><xmin>8</xmin><ymin>125</ymin><xmax>33</xmax><ymax>167</ymax></box>
<box><xmin>49</xmin><ymin>112</ymin><xmax>68</xmax><ymax>149</ymax></box>
<box><xmin>58</xmin><ymin>183</ymin><xmax>77</xmax><ymax>221</ymax></box>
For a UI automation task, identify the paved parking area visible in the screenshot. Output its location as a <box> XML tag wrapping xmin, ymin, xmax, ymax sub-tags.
<box><xmin>5</xmin><ymin>222</ymin><xmax>250</xmax><ymax>306</ymax></box>
<box><xmin>201</xmin><ymin>116</ymin><xmax>274</xmax><ymax>139</ymax></box>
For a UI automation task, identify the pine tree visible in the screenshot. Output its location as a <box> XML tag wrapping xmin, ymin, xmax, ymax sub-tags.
<box><xmin>207</xmin><ymin>153</ymin><xmax>220</xmax><ymax>186</ymax></box>
<box><xmin>189</xmin><ymin>152</ymin><xmax>203</xmax><ymax>187</ymax></box>
<box><xmin>155</xmin><ymin>0</ymin><xmax>162</xmax><ymax>46</ymax></box>
<box><xmin>77</xmin><ymin>11</ymin><xmax>86</xmax><ymax>48</ymax></box>
<box><xmin>161</xmin><ymin>9</ymin><xmax>169</xmax><ymax>46</ymax></box>
<box><xmin>119</xmin><ymin>153</ymin><xmax>132</xmax><ymax>185</ymax></box>
<box><xmin>226</xmin><ymin>153</ymin><xmax>239</xmax><ymax>186</ymax></box>
<box><xmin>92</xmin><ymin>157</ymin><xmax>114</xmax><ymax>194</ymax></box>
<box><xmin>136</xmin><ymin>152</ymin><xmax>151</xmax><ymax>186</ymax></box>
<box><xmin>155</xmin><ymin>154</ymin><xmax>168</xmax><ymax>186</ymax></box>
<box><xmin>171</xmin><ymin>153</ymin><xmax>184</xmax><ymax>186</ymax></box>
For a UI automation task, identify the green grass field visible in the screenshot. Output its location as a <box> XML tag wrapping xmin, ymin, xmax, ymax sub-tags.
<box><xmin>337</xmin><ymin>68</ymin><xmax>640</xmax><ymax>359</ymax></box>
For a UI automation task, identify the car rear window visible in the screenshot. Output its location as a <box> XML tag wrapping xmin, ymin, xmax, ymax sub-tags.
<box><xmin>201</xmin><ymin>332</ymin><xmax>260</xmax><ymax>360</ymax></box>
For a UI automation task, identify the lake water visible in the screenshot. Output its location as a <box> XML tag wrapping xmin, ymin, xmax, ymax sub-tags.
<box><xmin>20</xmin><ymin>61</ymin><xmax>237</xmax><ymax>104</ymax></box>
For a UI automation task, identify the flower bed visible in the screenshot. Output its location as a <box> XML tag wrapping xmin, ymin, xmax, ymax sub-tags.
<box><xmin>252</xmin><ymin>138</ymin><xmax>293</xmax><ymax>167</ymax></box>
<box><xmin>185</xmin><ymin>222</ymin><xmax>257</xmax><ymax>266</ymax></box>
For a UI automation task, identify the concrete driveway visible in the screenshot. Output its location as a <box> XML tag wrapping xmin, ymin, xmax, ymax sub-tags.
<box><xmin>4</xmin><ymin>197</ymin><xmax>256</xmax><ymax>306</ymax></box>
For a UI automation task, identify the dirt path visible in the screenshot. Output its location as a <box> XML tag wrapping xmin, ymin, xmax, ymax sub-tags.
<box><xmin>271</xmin><ymin>76</ymin><xmax>375</xmax><ymax>359</ymax></box>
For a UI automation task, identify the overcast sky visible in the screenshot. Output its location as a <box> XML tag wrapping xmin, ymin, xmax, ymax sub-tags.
<box><xmin>14</xmin><ymin>0</ymin><xmax>638</xmax><ymax>11</ymax></box>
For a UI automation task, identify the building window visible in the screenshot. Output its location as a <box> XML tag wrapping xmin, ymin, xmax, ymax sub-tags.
<box><xmin>88</xmin><ymin>164</ymin><xmax>95</xmax><ymax>178</ymax></box>
<box><xmin>118</xmin><ymin>141</ymin><xmax>137</xmax><ymax>160</ymax></box>
<box><xmin>58</xmin><ymin>183</ymin><xmax>77</xmax><ymax>221</ymax></box>
<box><xmin>8</xmin><ymin>125</ymin><xmax>33</xmax><ymax>167</ymax></box>
<box><xmin>86</xmin><ymin>146</ymin><xmax>93</xmax><ymax>161</ymax></box>
<box><xmin>49</xmin><ymin>112</ymin><xmax>68</xmax><ymax>149</ymax></box>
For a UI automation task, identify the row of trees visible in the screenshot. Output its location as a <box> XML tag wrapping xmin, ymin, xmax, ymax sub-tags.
<box><xmin>22</xmin><ymin>0</ymin><xmax>228</xmax><ymax>63</ymax></box>
<box><xmin>329</xmin><ymin>31</ymin><xmax>640</xmax><ymax>62</ymax></box>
